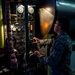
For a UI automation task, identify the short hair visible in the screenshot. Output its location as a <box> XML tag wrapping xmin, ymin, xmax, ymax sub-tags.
<box><xmin>57</xmin><ymin>17</ymin><xmax>70</xmax><ymax>32</ymax></box>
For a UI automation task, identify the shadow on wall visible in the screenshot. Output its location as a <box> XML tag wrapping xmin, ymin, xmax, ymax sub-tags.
<box><xmin>68</xmin><ymin>30</ymin><xmax>75</xmax><ymax>41</ymax></box>
<box><xmin>70</xmin><ymin>51</ymin><xmax>75</xmax><ymax>73</ymax></box>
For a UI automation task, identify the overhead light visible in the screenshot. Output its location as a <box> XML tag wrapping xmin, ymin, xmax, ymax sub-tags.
<box><xmin>56</xmin><ymin>1</ymin><xmax>75</xmax><ymax>8</ymax></box>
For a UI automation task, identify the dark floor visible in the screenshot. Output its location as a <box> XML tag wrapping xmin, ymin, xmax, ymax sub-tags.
<box><xmin>0</xmin><ymin>66</ymin><xmax>47</xmax><ymax>75</ymax></box>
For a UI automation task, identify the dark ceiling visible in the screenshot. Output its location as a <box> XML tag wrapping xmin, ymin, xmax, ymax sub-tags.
<box><xmin>56</xmin><ymin>0</ymin><xmax>75</xmax><ymax>19</ymax></box>
<box><xmin>54</xmin><ymin>0</ymin><xmax>75</xmax><ymax>40</ymax></box>
<box><xmin>56</xmin><ymin>0</ymin><xmax>75</xmax><ymax>3</ymax></box>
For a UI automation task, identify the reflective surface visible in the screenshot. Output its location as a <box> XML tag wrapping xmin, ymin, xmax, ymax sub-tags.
<box><xmin>39</xmin><ymin>7</ymin><xmax>54</xmax><ymax>38</ymax></box>
<box><xmin>35</xmin><ymin>0</ymin><xmax>56</xmax><ymax>39</ymax></box>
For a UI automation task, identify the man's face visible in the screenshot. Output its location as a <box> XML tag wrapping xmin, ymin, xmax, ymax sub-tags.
<box><xmin>54</xmin><ymin>20</ymin><xmax>61</xmax><ymax>33</ymax></box>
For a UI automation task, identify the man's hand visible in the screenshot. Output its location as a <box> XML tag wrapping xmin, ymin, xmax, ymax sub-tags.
<box><xmin>33</xmin><ymin>51</ymin><xmax>43</xmax><ymax>58</ymax></box>
<box><xmin>33</xmin><ymin>37</ymin><xmax>40</xmax><ymax>43</ymax></box>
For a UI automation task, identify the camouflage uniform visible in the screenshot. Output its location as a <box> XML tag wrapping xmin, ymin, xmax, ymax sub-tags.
<box><xmin>39</xmin><ymin>32</ymin><xmax>72</xmax><ymax>75</ymax></box>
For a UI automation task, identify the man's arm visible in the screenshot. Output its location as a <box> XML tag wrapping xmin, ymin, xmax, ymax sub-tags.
<box><xmin>39</xmin><ymin>39</ymin><xmax>52</xmax><ymax>45</ymax></box>
<box><xmin>39</xmin><ymin>41</ymin><xmax>64</xmax><ymax>68</ymax></box>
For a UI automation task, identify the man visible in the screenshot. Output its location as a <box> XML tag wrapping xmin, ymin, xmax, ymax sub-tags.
<box><xmin>33</xmin><ymin>18</ymin><xmax>72</xmax><ymax>75</ymax></box>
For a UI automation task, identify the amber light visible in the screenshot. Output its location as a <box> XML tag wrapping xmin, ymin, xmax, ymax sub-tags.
<box><xmin>44</xmin><ymin>22</ymin><xmax>48</xmax><ymax>29</ymax></box>
<box><xmin>30</xmin><ymin>24</ymin><xmax>33</xmax><ymax>31</ymax></box>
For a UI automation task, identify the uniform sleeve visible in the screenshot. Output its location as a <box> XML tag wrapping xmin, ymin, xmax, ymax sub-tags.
<box><xmin>39</xmin><ymin>41</ymin><xmax>65</xmax><ymax>68</ymax></box>
<box><xmin>39</xmin><ymin>39</ymin><xmax>52</xmax><ymax>45</ymax></box>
